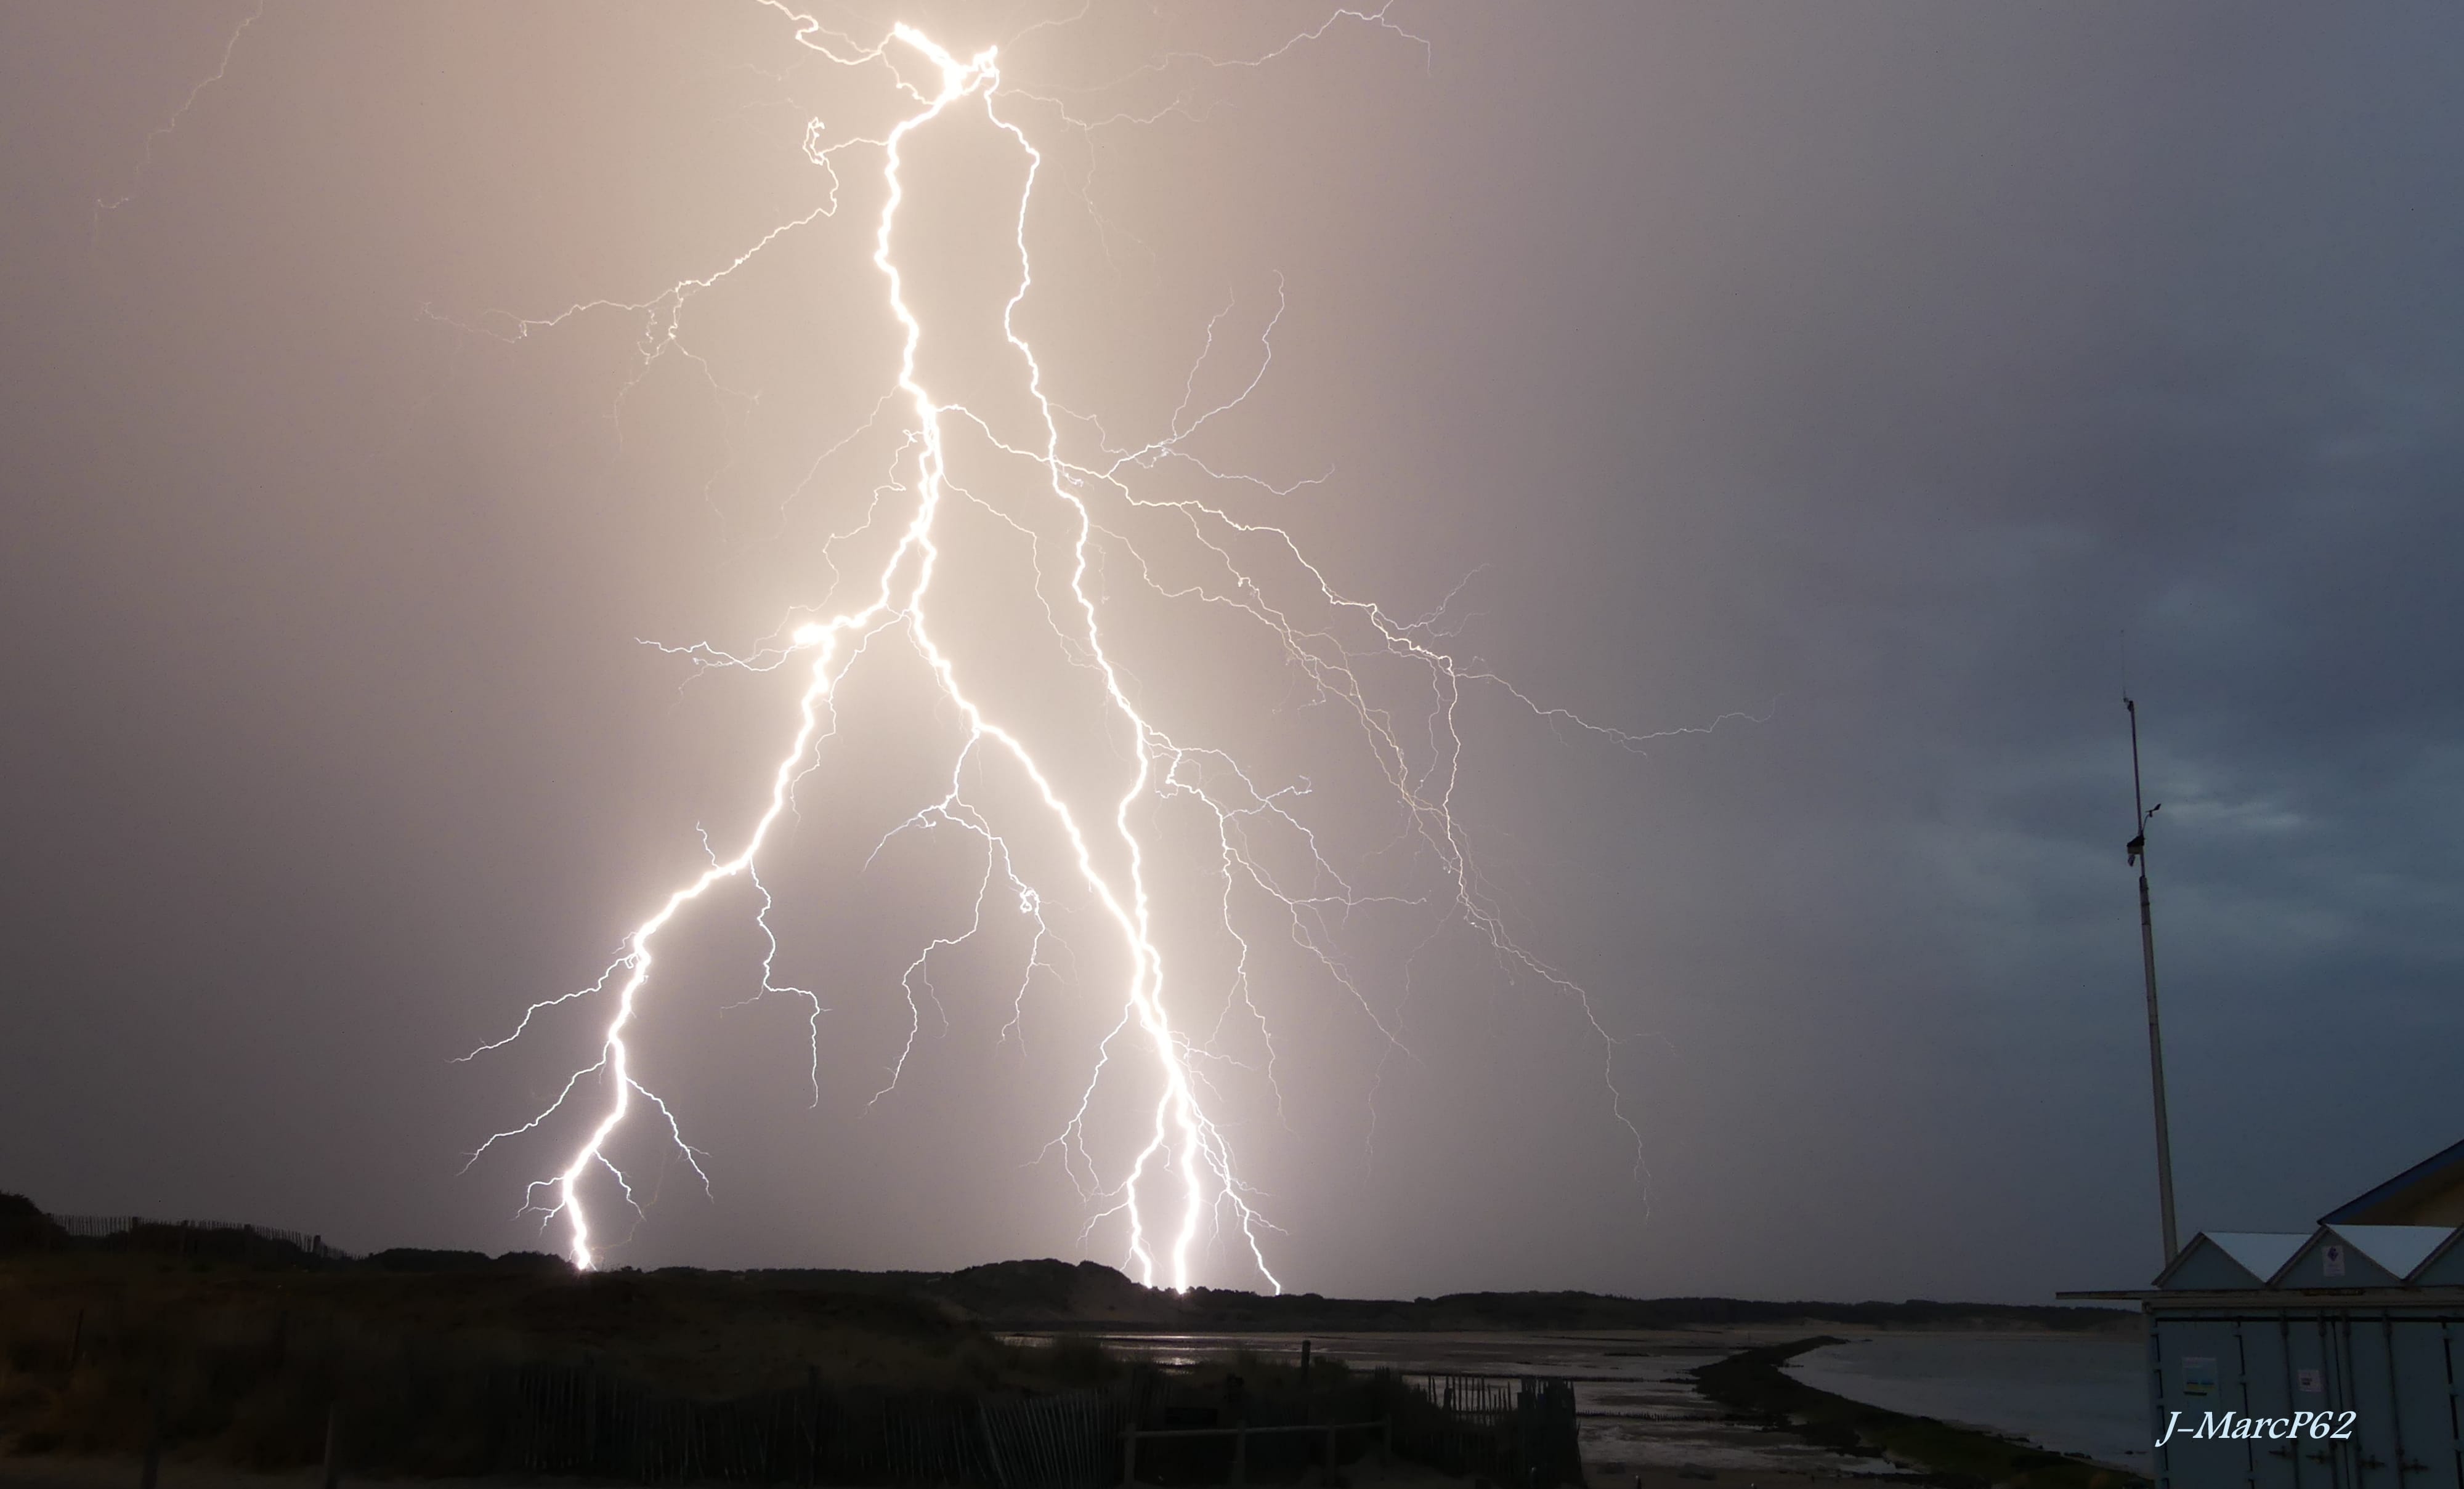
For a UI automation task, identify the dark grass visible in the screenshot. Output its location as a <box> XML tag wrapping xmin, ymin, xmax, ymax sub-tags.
<box><xmin>0</xmin><ymin>1248</ymin><xmax>1120</xmax><ymax>1472</ymax></box>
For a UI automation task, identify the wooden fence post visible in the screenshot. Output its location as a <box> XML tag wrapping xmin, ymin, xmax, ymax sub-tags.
<box><xmin>139</xmin><ymin>1385</ymin><xmax>163</xmax><ymax>1489</ymax></box>
<box><xmin>1122</xmin><ymin>1427</ymin><xmax>1136</xmax><ymax>1488</ymax></box>
<box><xmin>806</xmin><ymin>1364</ymin><xmax>821</xmax><ymax>1489</ymax></box>
<box><xmin>321</xmin><ymin>1403</ymin><xmax>342</xmax><ymax>1489</ymax></box>
<box><xmin>1232</xmin><ymin>1423</ymin><xmax>1247</xmax><ymax>1487</ymax></box>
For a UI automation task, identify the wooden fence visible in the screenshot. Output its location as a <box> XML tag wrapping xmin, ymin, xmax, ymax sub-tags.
<box><xmin>503</xmin><ymin>1365</ymin><xmax>1129</xmax><ymax>1488</ymax></box>
<box><xmin>1120</xmin><ymin>1418</ymin><xmax>1388</xmax><ymax>1487</ymax></box>
<box><xmin>1388</xmin><ymin>1373</ymin><xmax>1584</xmax><ymax>1489</ymax></box>
<box><xmin>494</xmin><ymin>1363</ymin><xmax>1580</xmax><ymax>1489</ymax></box>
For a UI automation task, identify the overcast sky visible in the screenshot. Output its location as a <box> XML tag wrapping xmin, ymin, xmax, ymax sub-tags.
<box><xmin>3</xmin><ymin>2</ymin><xmax>2458</xmax><ymax>1304</ymax></box>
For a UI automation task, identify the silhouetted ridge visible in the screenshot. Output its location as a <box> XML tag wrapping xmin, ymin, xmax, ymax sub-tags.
<box><xmin>0</xmin><ymin>1195</ymin><xmax>2127</xmax><ymax>1333</ymax></box>
<box><xmin>367</xmin><ymin>1246</ymin><xmax>570</xmax><ymax>1275</ymax></box>
<box><xmin>884</xmin><ymin>1257</ymin><xmax>2131</xmax><ymax>1333</ymax></box>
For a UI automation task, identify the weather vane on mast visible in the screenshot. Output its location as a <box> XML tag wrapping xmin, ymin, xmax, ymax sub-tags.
<box><xmin>2125</xmin><ymin>695</ymin><xmax>2179</xmax><ymax>1263</ymax></box>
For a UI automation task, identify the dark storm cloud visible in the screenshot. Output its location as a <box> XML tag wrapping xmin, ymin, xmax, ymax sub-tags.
<box><xmin>1</xmin><ymin>2</ymin><xmax>2458</xmax><ymax>1302</ymax></box>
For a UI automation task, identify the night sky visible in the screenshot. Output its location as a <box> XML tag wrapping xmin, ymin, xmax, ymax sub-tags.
<box><xmin>4</xmin><ymin>2</ymin><xmax>2459</xmax><ymax>1303</ymax></box>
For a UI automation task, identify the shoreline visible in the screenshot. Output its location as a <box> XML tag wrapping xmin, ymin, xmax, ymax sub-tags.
<box><xmin>1692</xmin><ymin>1338</ymin><xmax>2147</xmax><ymax>1489</ymax></box>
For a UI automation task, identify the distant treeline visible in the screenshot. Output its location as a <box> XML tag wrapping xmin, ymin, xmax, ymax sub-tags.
<box><xmin>1</xmin><ymin>1193</ymin><xmax>2133</xmax><ymax>1335</ymax></box>
<box><xmin>1161</xmin><ymin>1287</ymin><xmax>2139</xmax><ymax>1334</ymax></box>
<box><xmin>0</xmin><ymin>1194</ymin><xmax>564</xmax><ymax>1275</ymax></box>
<box><xmin>660</xmin><ymin>1256</ymin><xmax>2135</xmax><ymax>1335</ymax></box>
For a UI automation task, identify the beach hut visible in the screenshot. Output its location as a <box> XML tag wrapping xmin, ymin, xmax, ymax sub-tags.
<box><xmin>2067</xmin><ymin>1139</ymin><xmax>2464</xmax><ymax>1489</ymax></box>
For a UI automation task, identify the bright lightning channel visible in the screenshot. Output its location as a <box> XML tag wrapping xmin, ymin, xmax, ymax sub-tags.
<box><xmin>457</xmin><ymin>6</ymin><xmax>1732</xmax><ymax>1291</ymax></box>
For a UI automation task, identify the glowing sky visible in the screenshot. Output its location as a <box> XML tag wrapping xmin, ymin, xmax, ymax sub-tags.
<box><xmin>3</xmin><ymin>2</ymin><xmax>2461</xmax><ymax>1302</ymax></box>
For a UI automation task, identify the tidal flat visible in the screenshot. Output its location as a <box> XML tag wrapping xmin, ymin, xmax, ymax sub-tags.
<box><xmin>1051</xmin><ymin>1328</ymin><xmax>2148</xmax><ymax>1486</ymax></box>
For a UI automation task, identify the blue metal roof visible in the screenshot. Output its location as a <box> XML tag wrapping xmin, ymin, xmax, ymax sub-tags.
<box><xmin>2321</xmin><ymin>1135</ymin><xmax>2464</xmax><ymax>1224</ymax></box>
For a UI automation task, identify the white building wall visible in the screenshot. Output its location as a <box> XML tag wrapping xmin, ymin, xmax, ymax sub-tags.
<box><xmin>2149</xmin><ymin>1309</ymin><xmax>2464</xmax><ymax>1489</ymax></box>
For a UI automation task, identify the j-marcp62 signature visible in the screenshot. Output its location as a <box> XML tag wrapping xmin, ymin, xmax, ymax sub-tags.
<box><xmin>2157</xmin><ymin>1410</ymin><xmax>2359</xmax><ymax>1447</ymax></box>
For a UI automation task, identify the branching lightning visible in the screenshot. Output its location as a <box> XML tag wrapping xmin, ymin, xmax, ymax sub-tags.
<box><xmin>421</xmin><ymin>4</ymin><xmax>1759</xmax><ymax>1289</ymax></box>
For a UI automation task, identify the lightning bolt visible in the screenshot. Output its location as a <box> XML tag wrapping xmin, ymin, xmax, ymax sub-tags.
<box><xmin>449</xmin><ymin>4</ymin><xmax>1741</xmax><ymax>1290</ymax></box>
<box><xmin>92</xmin><ymin>0</ymin><xmax>269</xmax><ymax>240</ymax></box>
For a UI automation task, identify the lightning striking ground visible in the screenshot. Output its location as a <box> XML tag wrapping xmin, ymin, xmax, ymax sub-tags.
<box><xmin>439</xmin><ymin>5</ymin><xmax>1735</xmax><ymax>1290</ymax></box>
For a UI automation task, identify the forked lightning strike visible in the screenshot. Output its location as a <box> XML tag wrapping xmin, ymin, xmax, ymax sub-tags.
<box><xmin>431</xmin><ymin>5</ymin><xmax>1733</xmax><ymax>1289</ymax></box>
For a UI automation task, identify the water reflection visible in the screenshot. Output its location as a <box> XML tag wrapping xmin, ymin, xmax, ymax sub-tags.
<box><xmin>1006</xmin><ymin>1330</ymin><xmax>1919</xmax><ymax>1479</ymax></box>
<box><xmin>1784</xmin><ymin>1335</ymin><xmax>2148</xmax><ymax>1472</ymax></box>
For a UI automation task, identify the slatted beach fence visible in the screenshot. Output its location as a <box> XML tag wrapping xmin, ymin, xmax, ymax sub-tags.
<box><xmin>46</xmin><ymin>1213</ymin><xmax>350</xmax><ymax>1262</ymax></box>
<box><xmin>1389</xmin><ymin>1373</ymin><xmax>1584</xmax><ymax>1489</ymax></box>
<box><xmin>984</xmin><ymin>1390</ymin><xmax>1130</xmax><ymax>1489</ymax></box>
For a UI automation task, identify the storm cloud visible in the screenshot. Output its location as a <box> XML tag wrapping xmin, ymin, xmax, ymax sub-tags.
<box><xmin>2</xmin><ymin>2</ymin><xmax>2458</xmax><ymax>1303</ymax></box>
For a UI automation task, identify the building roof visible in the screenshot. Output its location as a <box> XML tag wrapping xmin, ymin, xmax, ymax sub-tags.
<box><xmin>2322</xmin><ymin>1136</ymin><xmax>2464</xmax><ymax>1225</ymax></box>
<box><xmin>2066</xmin><ymin>1142</ymin><xmax>2464</xmax><ymax>1304</ymax></box>
<box><xmin>2325</xmin><ymin>1224</ymin><xmax>2457</xmax><ymax>1280</ymax></box>
<box><xmin>2062</xmin><ymin>1224</ymin><xmax>2464</xmax><ymax>1301</ymax></box>
<box><xmin>2210</xmin><ymin>1231</ymin><xmax>2311</xmax><ymax>1281</ymax></box>
<box><xmin>2151</xmin><ymin>1231</ymin><xmax>2308</xmax><ymax>1289</ymax></box>
<box><xmin>2152</xmin><ymin>1225</ymin><xmax>2458</xmax><ymax>1290</ymax></box>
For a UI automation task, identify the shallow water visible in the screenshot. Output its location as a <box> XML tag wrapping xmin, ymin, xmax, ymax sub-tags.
<box><xmin>1038</xmin><ymin>1330</ymin><xmax>1916</xmax><ymax>1479</ymax></box>
<box><xmin>1783</xmin><ymin>1334</ymin><xmax>2149</xmax><ymax>1472</ymax></box>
